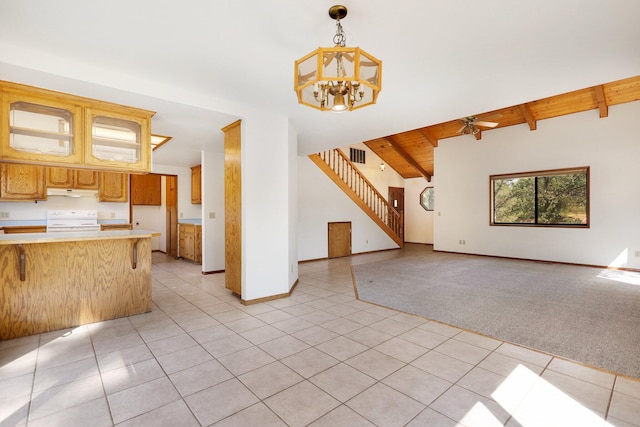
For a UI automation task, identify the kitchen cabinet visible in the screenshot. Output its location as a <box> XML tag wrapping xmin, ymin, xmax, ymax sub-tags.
<box><xmin>1</xmin><ymin>225</ymin><xmax>46</xmax><ymax>233</ymax></box>
<box><xmin>1</xmin><ymin>88</ymin><xmax>84</xmax><ymax>165</ymax></box>
<box><xmin>46</xmin><ymin>167</ymin><xmax>99</xmax><ymax>189</ymax></box>
<box><xmin>1</xmin><ymin>80</ymin><xmax>155</xmax><ymax>173</ymax></box>
<box><xmin>178</xmin><ymin>223</ymin><xmax>201</xmax><ymax>264</ymax></box>
<box><xmin>100</xmin><ymin>224</ymin><xmax>132</xmax><ymax>231</ymax></box>
<box><xmin>0</xmin><ymin>231</ymin><xmax>154</xmax><ymax>339</ymax></box>
<box><xmin>0</xmin><ymin>163</ymin><xmax>46</xmax><ymax>201</ymax></box>
<box><xmin>131</xmin><ymin>173</ymin><xmax>161</xmax><ymax>205</ymax></box>
<box><xmin>191</xmin><ymin>164</ymin><xmax>201</xmax><ymax>204</ymax></box>
<box><xmin>84</xmin><ymin>107</ymin><xmax>151</xmax><ymax>172</ymax></box>
<box><xmin>98</xmin><ymin>171</ymin><xmax>129</xmax><ymax>202</ymax></box>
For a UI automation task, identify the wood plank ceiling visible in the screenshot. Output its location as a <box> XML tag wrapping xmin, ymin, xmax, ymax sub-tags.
<box><xmin>364</xmin><ymin>75</ymin><xmax>640</xmax><ymax>180</ymax></box>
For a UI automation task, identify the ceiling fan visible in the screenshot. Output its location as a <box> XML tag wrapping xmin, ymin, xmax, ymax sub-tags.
<box><xmin>457</xmin><ymin>116</ymin><xmax>499</xmax><ymax>136</ymax></box>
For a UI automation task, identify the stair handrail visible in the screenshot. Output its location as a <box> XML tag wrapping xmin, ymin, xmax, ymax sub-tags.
<box><xmin>315</xmin><ymin>149</ymin><xmax>403</xmax><ymax>243</ymax></box>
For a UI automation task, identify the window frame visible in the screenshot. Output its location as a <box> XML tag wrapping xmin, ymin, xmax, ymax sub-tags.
<box><xmin>490</xmin><ymin>166</ymin><xmax>590</xmax><ymax>228</ymax></box>
<box><xmin>420</xmin><ymin>187</ymin><xmax>434</xmax><ymax>212</ymax></box>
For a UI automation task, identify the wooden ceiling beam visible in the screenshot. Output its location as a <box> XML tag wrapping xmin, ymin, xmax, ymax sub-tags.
<box><xmin>518</xmin><ymin>103</ymin><xmax>537</xmax><ymax>130</ymax></box>
<box><xmin>419</xmin><ymin>128</ymin><xmax>438</xmax><ymax>147</ymax></box>
<box><xmin>385</xmin><ymin>136</ymin><xmax>432</xmax><ymax>181</ymax></box>
<box><xmin>594</xmin><ymin>85</ymin><xmax>608</xmax><ymax>118</ymax></box>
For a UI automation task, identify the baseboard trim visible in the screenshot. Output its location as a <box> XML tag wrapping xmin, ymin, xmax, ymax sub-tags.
<box><xmin>240</xmin><ymin>279</ymin><xmax>300</xmax><ymax>305</ymax></box>
<box><xmin>202</xmin><ymin>269</ymin><xmax>224</xmax><ymax>275</ymax></box>
<box><xmin>433</xmin><ymin>249</ymin><xmax>640</xmax><ymax>273</ymax></box>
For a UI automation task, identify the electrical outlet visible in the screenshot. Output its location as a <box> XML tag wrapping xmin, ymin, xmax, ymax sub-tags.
<box><xmin>635</xmin><ymin>250</ymin><xmax>640</xmax><ymax>258</ymax></box>
<box><xmin>110</xmin><ymin>212</ymin><xmax>115</xmax><ymax>219</ymax></box>
<box><xmin>180</xmin><ymin>212</ymin><xmax>183</xmax><ymax>218</ymax></box>
<box><xmin>0</xmin><ymin>212</ymin><xmax>9</xmax><ymax>219</ymax></box>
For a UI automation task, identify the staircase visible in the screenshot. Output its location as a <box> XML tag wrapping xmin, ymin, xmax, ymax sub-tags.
<box><xmin>309</xmin><ymin>149</ymin><xmax>404</xmax><ymax>247</ymax></box>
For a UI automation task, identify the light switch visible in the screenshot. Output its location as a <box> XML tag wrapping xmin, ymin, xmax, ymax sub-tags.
<box><xmin>209</xmin><ymin>212</ymin><xmax>215</xmax><ymax>219</ymax></box>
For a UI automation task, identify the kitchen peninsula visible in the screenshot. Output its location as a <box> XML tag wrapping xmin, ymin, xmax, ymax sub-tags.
<box><xmin>0</xmin><ymin>229</ymin><xmax>159</xmax><ymax>340</ymax></box>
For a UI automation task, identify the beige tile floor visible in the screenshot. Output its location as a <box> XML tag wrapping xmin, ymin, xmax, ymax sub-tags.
<box><xmin>1</xmin><ymin>245</ymin><xmax>640</xmax><ymax>426</ymax></box>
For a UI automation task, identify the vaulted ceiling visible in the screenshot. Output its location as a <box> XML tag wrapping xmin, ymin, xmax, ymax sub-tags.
<box><xmin>1</xmin><ymin>2</ymin><xmax>639</xmax><ymax>168</ymax></box>
<box><xmin>364</xmin><ymin>75</ymin><xmax>640</xmax><ymax>180</ymax></box>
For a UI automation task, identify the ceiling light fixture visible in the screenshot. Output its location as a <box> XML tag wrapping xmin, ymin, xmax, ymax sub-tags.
<box><xmin>294</xmin><ymin>5</ymin><xmax>382</xmax><ymax>112</ymax></box>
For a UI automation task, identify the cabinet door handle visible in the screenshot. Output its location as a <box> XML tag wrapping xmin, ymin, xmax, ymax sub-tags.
<box><xmin>18</xmin><ymin>244</ymin><xmax>25</xmax><ymax>281</ymax></box>
<box><xmin>132</xmin><ymin>238</ymin><xmax>140</xmax><ymax>269</ymax></box>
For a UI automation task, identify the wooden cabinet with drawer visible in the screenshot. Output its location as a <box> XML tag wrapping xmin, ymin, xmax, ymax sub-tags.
<box><xmin>178</xmin><ymin>223</ymin><xmax>201</xmax><ymax>264</ymax></box>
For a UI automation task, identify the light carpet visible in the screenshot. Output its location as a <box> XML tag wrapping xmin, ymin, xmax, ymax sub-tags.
<box><xmin>352</xmin><ymin>247</ymin><xmax>640</xmax><ymax>378</ymax></box>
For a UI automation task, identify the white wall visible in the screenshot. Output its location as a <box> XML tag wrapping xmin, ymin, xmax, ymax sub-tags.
<box><xmin>201</xmin><ymin>151</ymin><xmax>225</xmax><ymax>272</ymax></box>
<box><xmin>298</xmin><ymin>143</ymin><xmax>403</xmax><ymax>261</ymax></box>
<box><xmin>0</xmin><ymin>196</ymin><xmax>129</xmax><ymax>224</ymax></box>
<box><xmin>405</xmin><ymin>177</ymin><xmax>434</xmax><ymax>244</ymax></box>
<box><xmin>435</xmin><ymin>101</ymin><xmax>640</xmax><ymax>269</ymax></box>
<box><xmin>241</xmin><ymin>113</ymin><xmax>295</xmax><ymax>301</ymax></box>
<box><xmin>132</xmin><ymin>203</ymin><xmax>165</xmax><ymax>250</ymax></box>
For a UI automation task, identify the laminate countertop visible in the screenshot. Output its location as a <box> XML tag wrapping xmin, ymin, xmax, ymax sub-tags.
<box><xmin>0</xmin><ymin>229</ymin><xmax>160</xmax><ymax>245</ymax></box>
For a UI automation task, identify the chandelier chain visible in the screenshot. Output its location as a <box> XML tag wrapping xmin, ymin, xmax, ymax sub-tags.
<box><xmin>333</xmin><ymin>19</ymin><xmax>346</xmax><ymax>47</ymax></box>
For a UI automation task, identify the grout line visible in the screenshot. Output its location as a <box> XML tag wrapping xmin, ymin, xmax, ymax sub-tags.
<box><xmin>604</xmin><ymin>375</ymin><xmax>617</xmax><ymax>421</ymax></box>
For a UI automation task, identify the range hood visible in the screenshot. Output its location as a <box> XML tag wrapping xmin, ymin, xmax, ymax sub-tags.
<box><xmin>46</xmin><ymin>188</ymin><xmax>99</xmax><ymax>198</ymax></box>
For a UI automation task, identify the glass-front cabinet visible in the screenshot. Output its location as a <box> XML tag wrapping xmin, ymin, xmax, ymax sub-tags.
<box><xmin>1</xmin><ymin>90</ymin><xmax>83</xmax><ymax>165</ymax></box>
<box><xmin>85</xmin><ymin>108</ymin><xmax>151</xmax><ymax>172</ymax></box>
<box><xmin>0</xmin><ymin>81</ymin><xmax>154</xmax><ymax>173</ymax></box>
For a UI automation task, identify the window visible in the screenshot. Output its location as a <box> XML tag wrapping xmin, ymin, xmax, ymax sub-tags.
<box><xmin>491</xmin><ymin>167</ymin><xmax>589</xmax><ymax>227</ymax></box>
<box><xmin>420</xmin><ymin>187</ymin><xmax>434</xmax><ymax>211</ymax></box>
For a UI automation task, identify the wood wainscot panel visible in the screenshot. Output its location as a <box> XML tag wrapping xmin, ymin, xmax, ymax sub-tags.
<box><xmin>0</xmin><ymin>237</ymin><xmax>152</xmax><ymax>339</ymax></box>
<box><xmin>223</xmin><ymin>120</ymin><xmax>242</xmax><ymax>296</ymax></box>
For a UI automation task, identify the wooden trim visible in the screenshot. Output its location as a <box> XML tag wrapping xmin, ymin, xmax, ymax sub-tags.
<box><xmin>223</xmin><ymin>119</ymin><xmax>242</xmax><ymax>295</ymax></box>
<box><xmin>240</xmin><ymin>279</ymin><xmax>299</xmax><ymax>305</ymax></box>
<box><xmin>202</xmin><ymin>269</ymin><xmax>225</xmax><ymax>275</ymax></box>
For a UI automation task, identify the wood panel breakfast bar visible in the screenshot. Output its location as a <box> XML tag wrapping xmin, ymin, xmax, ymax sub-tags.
<box><xmin>0</xmin><ymin>230</ymin><xmax>159</xmax><ymax>340</ymax></box>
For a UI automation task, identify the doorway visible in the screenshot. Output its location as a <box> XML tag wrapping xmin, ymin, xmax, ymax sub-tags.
<box><xmin>388</xmin><ymin>186</ymin><xmax>405</xmax><ymax>241</ymax></box>
<box><xmin>129</xmin><ymin>174</ymin><xmax>178</xmax><ymax>258</ymax></box>
<box><xmin>328</xmin><ymin>222</ymin><xmax>351</xmax><ymax>258</ymax></box>
<box><xmin>165</xmin><ymin>175</ymin><xmax>178</xmax><ymax>258</ymax></box>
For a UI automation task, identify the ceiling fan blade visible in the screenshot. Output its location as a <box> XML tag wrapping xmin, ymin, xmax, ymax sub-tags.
<box><xmin>457</xmin><ymin>124</ymin><xmax>468</xmax><ymax>134</ymax></box>
<box><xmin>475</xmin><ymin>121</ymin><xmax>499</xmax><ymax>128</ymax></box>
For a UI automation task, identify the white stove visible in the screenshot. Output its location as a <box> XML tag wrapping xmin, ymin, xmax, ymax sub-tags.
<box><xmin>46</xmin><ymin>210</ymin><xmax>101</xmax><ymax>232</ymax></box>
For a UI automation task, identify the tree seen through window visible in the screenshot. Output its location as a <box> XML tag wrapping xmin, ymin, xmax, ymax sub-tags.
<box><xmin>492</xmin><ymin>168</ymin><xmax>589</xmax><ymax>226</ymax></box>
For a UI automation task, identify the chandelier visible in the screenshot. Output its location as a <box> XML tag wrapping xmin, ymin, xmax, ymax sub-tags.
<box><xmin>294</xmin><ymin>5</ymin><xmax>382</xmax><ymax>112</ymax></box>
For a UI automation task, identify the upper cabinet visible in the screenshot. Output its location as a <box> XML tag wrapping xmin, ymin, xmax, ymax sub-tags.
<box><xmin>1</xmin><ymin>89</ymin><xmax>84</xmax><ymax>165</ymax></box>
<box><xmin>131</xmin><ymin>173</ymin><xmax>161</xmax><ymax>205</ymax></box>
<box><xmin>98</xmin><ymin>171</ymin><xmax>129</xmax><ymax>202</ymax></box>
<box><xmin>85</xmin><ymin>107</ymin><xmax>151</xmax><ymax>172</ymax></box>
<box><xmin>191</xmin><ymin>164</ymin><xmax>201</xmax><ymax>204</ymax></box>
<box><xmin>0</xmin><ymin>163</ymin><xmax>46</xmax><ymax>201</ymax></box>
<box><xmin>0</xmin><ymin>81</ymin><xmax>155</xmax><ymax>173</ymax></box>
<box><xmin>46</xmin><ymin>167</ymin><xmax>99</xmax><ymax>189</ymax></box>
